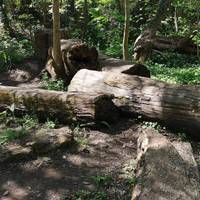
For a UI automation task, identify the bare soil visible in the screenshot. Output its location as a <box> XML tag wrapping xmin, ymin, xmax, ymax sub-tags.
<box><xmin>0</xmin><ymin>120</ymin><xmax>139</xmax><ymax>200</ymax></box>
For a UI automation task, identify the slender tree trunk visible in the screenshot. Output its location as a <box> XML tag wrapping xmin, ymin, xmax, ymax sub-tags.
<box><xmin>123</xmin><ymin>0</ymin><xmax>130</xmax><ymax>60</ymax></box>
<box><xmin>174</xmin><ymin>7</ymin><xmax>178</xmax><ymax>32</ymax></box>
<box><xmin>82</xmin><ymin>0</ymin><xmax>89</xmax><ymax>39</ymax></box>
<box><xmin>52</xmin><ymin>0</ymin><xmax>65</xmax><ymax>79</ymax></box>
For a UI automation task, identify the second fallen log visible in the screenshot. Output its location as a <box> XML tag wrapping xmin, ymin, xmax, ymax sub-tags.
<box><xmin>68</xmin><ymin>69</ymin><xmax>200</xmax><ymax>137</ymax></box>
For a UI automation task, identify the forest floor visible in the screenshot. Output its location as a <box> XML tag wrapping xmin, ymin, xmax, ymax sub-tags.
<box><xmin>0</xmin><ymin>119</ymin><xmax>139</xmax><ymax>200</ymax></box>
<box><xmin>0</xmin><ymin>60</ymin><xmax>200</xmax><ymax>200</ymax></box>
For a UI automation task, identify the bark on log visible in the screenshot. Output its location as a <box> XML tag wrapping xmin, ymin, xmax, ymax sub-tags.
<box><xmin>61</xmin><ymin>39</ymin><xmax>99</xmax><ymax>77</ymax></box>
<box><xmin>133</xmin><ymin>0</ymin><xmax>171</xmax><ymax>62</ymax></box>
<box><xmin>153</xmin><ymin>36</ymin><xmax>197</xmax><ymax>54</ymax></box>
<box><xmin>99</xmin><ymin>54</ymin><xmax>150</xmax><ymax>77</ymax></box>
<box><xmin>68</xmin><ymin>69</ymin><xmax>200</xmax><ymax>137</ymax></box>
<box><xmin>132</xmin><ymin>129</ymin><xmax>200</xmax><ymax>200</ymax></box>
<box><xmin>0</xmin><ymin>86</ymin><xmax>119</xmax><ymax>123</ymax></box>
<box><xmin>46</xmin><ymin>39</ymin><xmax>99</xmax><ymax>79</ymax></box>
<box><xmin>134</xmin><ymin>34</ymin><xmax>198</xmax><ymax>62</ymax></box>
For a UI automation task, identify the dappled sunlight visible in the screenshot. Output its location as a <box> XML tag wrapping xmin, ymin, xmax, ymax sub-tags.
<box><xmin>1</xmin><ymin>180</ymin><xmax>29</xmax><ymax>200</ymax></box>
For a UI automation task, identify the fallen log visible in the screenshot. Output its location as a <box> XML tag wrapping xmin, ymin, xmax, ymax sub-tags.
<box><xmin>132</xmin><ymin>129</ymin><xmax>200</xmax><ymax>200</ymax></box>
<box><xmin>153</xmin><ymin>36</ymin><xmax>197</xmax><ymax>54</ymax></box>
<box><xmin>134</xmin><ymin>34</ymin><xmax>198</xmax><ymax>62</ymax></box>
<box><xmin>46</xmin><ymin>39</ymin><xmax>99</xmax><ymax>79</ymax></box>
<box><xmin>99</xmin><ymin>54</ymin><xmax>150</xmax><ymax>77</ymax></box>
<box><xmin>1</xmin><ymin>69</ymin><xmax>200</xmax><ymax>136</ymax></box>
<box><xmin>0</xmin><ymin>86</ymin><xmax>119</xmax><ymax>123</ymax></box>
<box><xmin>68</xmin><ymin>69</ymin><xmax>200</xmax><ymax>137</ymax></box>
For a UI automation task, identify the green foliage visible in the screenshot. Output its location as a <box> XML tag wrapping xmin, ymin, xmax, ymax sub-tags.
<box><xmin>142</xmin><ymin>121</ymin><xmax>162</xmax><ymax>131</ymax></box>
<box><xmin>90</xmin><ymin>175</ymin><xmax>113</xmax><ymax>187</ymax></box>
<box><xmin>0</xmin><ymin>31</ymin><xmax>34</xmax><ymax>72</ymax></box>
<box><xmin>0</xmin><ymin>128</ymin><xmax>27</xmax><ymax>145</ymax></box>
<box><xmin>44</xmin><ymin>119</ymin><xmax>57</xmax><ymax>129</ymax></box>
<box><xmin>75</xmin><ymin>136</ymin><xmax>89</xmax><ymax>148</ymax></box>
<box><xmin>22</xmin><ymin>115</ymin><xmax>38</xmax><ymax>130</ymax></box>
<box><xmin>147</xmin><ymin>53</ymin><xmax>200</xmax><ymax>85</ymax></box>
<box><xmin>74</xmin><ymin>190</ymin><xmax>107</xmax><ymax>200</ymax></box>
<box><xmin>42</xmin><ymin>73</ymin><xmax>67</xmax><ymax>91</ymax></box>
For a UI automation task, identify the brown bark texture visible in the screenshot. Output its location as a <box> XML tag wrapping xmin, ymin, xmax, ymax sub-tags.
<box><xmin>46</xmin><ymin>39</ymin><xmax>99</xmax><ymax>80</ymax></box>
<box><xmin>1</xmin><ymin>69</ymin><xmax>200</xmax><ymax>137</ymax></box>
<box><xmin>69</xmin><ymin>69</ymin><xmax>200</xmax><ymax>137</ymax></box>
<box><xmin>0</xmin><ymin>86</ymin><xmax>118</xmax><ymax>123</ymax></box>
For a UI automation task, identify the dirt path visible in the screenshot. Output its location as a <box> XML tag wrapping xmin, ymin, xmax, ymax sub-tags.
<box><xmin>0</xmin><ymin>120</ymin><xmax>139</xmax><ymax>200</ymax></box>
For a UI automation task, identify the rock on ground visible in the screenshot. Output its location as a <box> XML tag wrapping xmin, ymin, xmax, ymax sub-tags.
<box><xmin>132</xmin><ymin>128</ymin><xmax>200</xmax><ymax>200</ymax></box>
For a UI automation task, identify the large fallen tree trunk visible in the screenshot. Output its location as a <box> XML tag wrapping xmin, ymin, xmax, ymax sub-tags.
<box><xmin>1</xmin><ymin>69</ymin><xmax>200</xmax><ymax>137</ymax></box>
<box><xmin>68</xmin><ymin>69</ymin><xmax>200</xmax><ymax>137</ymax></box>
<box><xmin>0</xmin><ymin>86</ymin><xmax>119</xmax><ymax>123</ymax></box>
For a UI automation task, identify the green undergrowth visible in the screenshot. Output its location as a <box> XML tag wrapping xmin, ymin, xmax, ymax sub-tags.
<box><xmin>0</xmin><ymin>128</ymin><xmax>27</xmax><ymax>145</ymax></box>
<box><xmin>71</xmin><ymin>174</ymin><xmax>136</xmax><ymax>200</ymax></box>
<box><xmin>0</xmin><ymin>30</ymin><xmax>34</xmax><ymax>72</ymax></box>
<box><xmin>147</xmin><ymin>52</ymin><xmax>200</xmax><ymax>85</ymax></box>
<box><xmin>41</xmin><ymin>72</ymin><xmax>67</xmax><ymax>91</ymax></box>
<box><xmin>0</xmin><ymin>106</ymin><xmax>58</xmax><ymax>144</ymax></box>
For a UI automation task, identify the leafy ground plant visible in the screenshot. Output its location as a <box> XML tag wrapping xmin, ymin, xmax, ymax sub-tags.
<box><xmin>70</xmin><ymin>173</ymin><xmax>136</xmax><ymax>200</ymax></box>
<box><xmin>147</xmin><ymin>52</ymin><xmax>200</xmax><ymax>85</ymax></box>
<box><xmin>22</xmin><ymin>115</ymin><xmax>38</xmax><ymax>130</ymax></box>
<box><xmin>0</xmin><ymin>128</ymin><xmax>27</xmax><ymax>145</ymax></box>
<box><xmin>44</xmin><ymin>119</ymin><xmax>57</xmax><ymax>129</ymax></box>
<box><xmin>41</xmin><ymin>72</ymin><xmax>67</xmax><ymax>91</ymax></box>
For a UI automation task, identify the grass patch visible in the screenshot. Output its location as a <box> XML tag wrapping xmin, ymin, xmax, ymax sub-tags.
<box><xmin>0</xmin><ymin>128</ymin><xmax>27</xmax><ymax>145</ymax></box>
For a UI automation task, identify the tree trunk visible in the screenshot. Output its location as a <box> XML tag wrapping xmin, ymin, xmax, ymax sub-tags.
<box><xmin>123</xmin><ymin>0</ymin><xmax>130</xmax><ymax>60</ymax></box>
<box><xmin>133</xmin><ymin>0</ymin><xmax>171</xmax><ymax>62</ymax></box>
<box><xmin>34</xmin><ymin>28</ymin><xmax>69</xmax><ymax>62</ymax></box>
<box><xmin>82</xmin><ymin>0</ymin><xmax>89</xmax><ymax>39</ymax></box>
<box><xmin>52</xmin><ymin>0</ymin><xmax>65</xmax><ymax>79</ymax></box>
<box><xmin>68</xmin><ymin>69</ymin><xmax>200</xmax><ymax>138</ymax></box>
<box><xmin>174</xmin><ymin>6</ymin><xmax>178</xmax><ymax>32</ymax></box>
<box><xmin>0</xmin><ymin>86</ymin><xmax>119</xmax><ymax>123</ymax></box>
